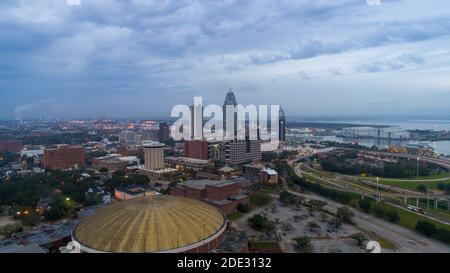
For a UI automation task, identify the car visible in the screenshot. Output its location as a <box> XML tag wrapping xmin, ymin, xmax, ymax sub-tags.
<box><xmin>408</xmin><ymin>241</ymin><xmax>417</xmax><ymax>245</ymax></box>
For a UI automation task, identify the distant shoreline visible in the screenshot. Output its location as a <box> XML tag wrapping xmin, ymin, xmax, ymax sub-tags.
<box><xmin>286</xmin><ymin>122</ymin><xmax>390</xmax><ymax>130</ymax></box>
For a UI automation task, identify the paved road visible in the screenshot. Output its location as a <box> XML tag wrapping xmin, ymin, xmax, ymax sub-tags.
<box><xmin>297</xmin><ymin>162</ymin><xmax>450</xmax><ymax>225</ymax></box>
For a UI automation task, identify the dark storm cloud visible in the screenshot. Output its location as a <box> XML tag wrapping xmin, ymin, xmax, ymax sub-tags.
<box><xmin>0</xmin><ymin>0</ymin><xmax>449</xmax><ymax>119</ymax></box>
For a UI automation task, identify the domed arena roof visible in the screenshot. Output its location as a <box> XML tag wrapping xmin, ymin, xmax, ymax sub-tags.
<box><xmin>73</xmin><ymin>195</ymin><xmax>226</xmax><ymax>253</ymax></box>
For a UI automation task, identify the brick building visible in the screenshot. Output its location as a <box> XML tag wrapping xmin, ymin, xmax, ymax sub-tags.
<box><xmin>92</xmin><ymin>156</ymin><xmax>128</xmax><ymax>171</ymax></box>
<box><xmin>116</xmin><ymin>145</ymin><xmax>142</xmax><ymax>157</ymax></box>
<box><xmin>44</xmin><ymin>145</ymin><xmax>84</xmax><ymax>169</ymax></box>
<box><xmin>171</xmin><ymin>179</ymin><xmax>249</xmax><ymax>214</ymax></box>
<box><xmin>0</xmin><ymin>140</ymin><xmax>23</xmax><ymax>153</ymax></box>
<box><xmin>184</xmin><ymin>140</ymin><xmax>209</xmax><ymax>160</ymax></box>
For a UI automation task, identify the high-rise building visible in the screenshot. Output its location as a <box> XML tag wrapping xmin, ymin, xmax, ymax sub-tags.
<box><xmin>224</xmin><ymin>140</ymin><xmax>261</xmax><ymax>165</ymax></box>
<box><xmin>184</xmin><ymin>140</ymin><xmax>209</xmax><ymax>160</ymax></box>
<box><xmin>208</xmin><ymin>141</ymin><xmax>225</xmax><ymax>162</ymax></box>
<box><xmin>159</xmin><ymin>122</ymin><xmax>170</xmax><ymax>142</ymax></box>
<box><xmin>143</xmin><ymin>141</ymin><xmax>165</xmax><ymax>171</ymax></box>
<box><xmin>223</xmin><ymin>89</ymin><xmax>238</xmax><ymax>140</ymax></box>
<box><xmin>279</xmin><ymin>107</ymin><xmax>286</xmax><ymax>141</ymax></box>
<box><xmin>44</xmin><ymin>145</ymin><xmax>85</xmax><ymax>169</ymax></box>
<box><xmin>0</xmin><ymin>140</ymin><xmax>23</xmax><ymax>153</ymax></box>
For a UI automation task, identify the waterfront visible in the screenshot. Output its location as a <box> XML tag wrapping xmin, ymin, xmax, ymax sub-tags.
<box><xmin>309</xmin><ymin>119</ymin><xmax>450</xmax><ymax>156</ymax></box>
<box><xmin>323</xmin><ymin>136</ymin><xmax>450</xmax><ymax>156</ymax></box>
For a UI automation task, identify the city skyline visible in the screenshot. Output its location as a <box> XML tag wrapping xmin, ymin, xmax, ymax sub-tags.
<box><xmin>1</xmin><ymin>0</ymin><xmax>450</xmax><ymax>120</ymax></box>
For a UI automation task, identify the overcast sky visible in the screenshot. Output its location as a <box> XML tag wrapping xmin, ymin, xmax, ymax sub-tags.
<box><xmin>1</xmin><ymin>0</ymin><xmax>450</xmax><ymax>120</ymax></box>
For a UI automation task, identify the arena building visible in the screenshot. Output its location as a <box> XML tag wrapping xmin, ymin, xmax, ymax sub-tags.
<box><xmin>72</xmin><ymin>195</ymin><xmax>227</xmax><ymax>253</ymax></box>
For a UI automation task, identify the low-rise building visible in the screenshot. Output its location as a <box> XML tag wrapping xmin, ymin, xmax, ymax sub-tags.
<box><xmin>114</xmin><ymin>184</ymin><xmax>157</xmax><ymax>201</ymax></box>
<box><xmin>44</xmin><ymin>145</ymin><xmax>84</xmax><ymax>169</ymax></box>
<box><xmin>92</xmin><ymin>154</ymin><xmax>140</xmax><ymax>171</ymax></box>
<box><xmin>243</xmin><ymin>163</ymin><xmax>278</xmax><ymax>184</ymax></box>
<box><xmin>260</xmin><ymin>168</ymin><xmax>278</xmax><ymax>185</ymax></box>
<box><xmin>165</xmin><ymin>156</ymin><xmax>211</xmax><ymax>171</ymax></box>
<box><xmin>171</xmin><ymin>179</ymin><xmax>249</xmax><ymax>214</ymax></box>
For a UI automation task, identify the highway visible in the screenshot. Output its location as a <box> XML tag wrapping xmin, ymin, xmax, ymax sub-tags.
<box><xmin>286</xmin><ymin>189</ymin><xmax>450</xmax><ymax>253</ymax></box>
<box><xmin>296</xmin><ymin>162</ymin><xmax>450</xmax><ymax>225</ymax></box>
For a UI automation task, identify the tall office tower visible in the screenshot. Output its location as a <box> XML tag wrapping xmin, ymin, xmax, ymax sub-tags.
<box><xmin>224</xmin><ymin>140</ymin><xmax>262</xmax><ymax>166</ymax></box>
<box><xmin>223</xmin><ymin>89</ymin><xmax>238</xmax><ymax>140</ymax></box>
<box><xmin>44</xmin><ymin>145</ymin><xmax>85</xmax><ymax>169</ymax></box>
<box><xmin>279</xmin><ymin>107</ymin><xmax>286</xmax><ymax>141</ymax></box>
<box><xmin>159</xmin><ymin>122</ymin><xmax>170</xmax><ymax>142</ymax></box>
<box><xmin>143</xmin><ymin>141</ymin><xmax>165</xmax><ymax>171</ymax></box>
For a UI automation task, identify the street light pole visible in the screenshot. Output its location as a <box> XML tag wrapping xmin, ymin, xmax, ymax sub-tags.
<box><xmin>376</xmin><ymin>177</ymin><xmax>380</xmax><ymax>203</ymax></box>
<box><xmin>417</xmin><ymin>157</ymin><xmax>420</xmax><ymax>181</ymax></box>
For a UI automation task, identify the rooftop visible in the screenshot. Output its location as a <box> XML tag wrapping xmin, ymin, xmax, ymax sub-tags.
<box><xmin>166</xmin><ymin>156</ymin><xmax>210</xmax><ymax>165</ymax></box>
<box><xmin>73</xmin><ymin>195</ymin><xmax>226</xmax><ymax>253</ymax></box>
<box><xmin>178</xmin><ymin>179</ymin><xmax>237</xmax><ymax>190</ymax></box>
<box><xmin>115</xmin><ymin>184</ymin><xmax>151</xmax><ymax>195</ymax></box>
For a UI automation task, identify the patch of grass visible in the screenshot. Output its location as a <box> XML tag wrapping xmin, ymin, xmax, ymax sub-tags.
<box><xmin>373</xmin><ymin>180</ymin><xmax>442</xmax><ymax>191</ymax></box>
<box><xmin>361</xmin><ymin>198</ymin><xmax>450</xmax><ymax>232</ymax></box>
<box><xmin>376</xmin><ymin>172</ymin><xmax>450</xmax><ymax>181</ymax></box>
<box><xmin>249</xmin><ymin>191</ymin><xmax>272</xmax><ymax>207</ymax></box>
<box><xmin>227</xmin><ymin>212</ymin><xmax>244</xmax><ymax>221</ymax></box>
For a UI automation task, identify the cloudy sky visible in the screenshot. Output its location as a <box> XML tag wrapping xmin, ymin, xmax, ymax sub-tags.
<box><xmin>1</xmin><ymin>0</ymin><xmax>450</xmax><ymax>120</ymax></box>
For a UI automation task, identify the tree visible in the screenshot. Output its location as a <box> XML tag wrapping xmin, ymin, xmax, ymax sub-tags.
<box><xmin>416</xmin><ymin>221</ymin><xmax>437</xmax><ymax>236</ymax></box>
<box><xmin>237</xmin><ymin>203</ymin><xmax>249</xmax><ymax>213</ymax></box>
<box><xmin>280</xmin><ymin>191</ymin><xmax>303</xmax><ymax>206</ymax></box>
<box><xmin>307</xmin><ymin>221</ymin><xmax>320</xmax><ymax>232</ymax></box>
<box><xmin>437</xmin><ymin>182</ymin><xmax>446</xmax><ymax>191</ymax></box>
<box><xmin>22</xmin><ymin>213</ymin><xmax>40</xmax><ymax>227</ymax></box>
<box><xmin>436</xmin><ymin>228</ymin><xmax>450</xmax><ymax>244</ymax></box>
<box><xmin>351</xmin><ymin>232</ymin><xmax>368</xmax><ymax>247</ymax></box>
<box><xmin>43</xmin><ymin>197</ymin><xmax>74</xmax><ymax>221</ymax></box>
<box><xmin>336</xmin><ymin>207</ymin><xmax>355</xmax><ymax>224</ymax></box>
<box><xmin>386</xmin><ymin>210</ymin><xmax>400</xmax><ymax>223</ymax></box>
<box><xmin>85</xmin><ymin>192</ymin><xmax>103</xmax><ymax>206</ymax></box>
<box><xmin>250</xmin><ymin>192</ymin><xmax>272</xmax><ymax>207</ymax></box>
<box><xmin>293</xmin><ymin>236</ymin><xmax>311</xmax><ymax>250</ymax></box>
<box><xmin>248</xmin><ymin>214</ymin><xmax>275</xmax><ymax>234</ymax></box>
<box><xmin>320</xmin><ymin>212</ymin><xmax>329</xmax><ymax>222</ymax></box>
<box><xmin>282</xmin><ymin>222</ymin><xmax>293</xmax><ymax>232</ymax></box>
<box><xmin>329</xmin><ymin>217</ymin><xmax>342</xmax><ymax>230</ymax></box>
<box><xmin>446</xmin><ymin>184</ymin><xmax>450</xmax><ymax>193</ymax></box>
<box><xmin>358</xmin><ymin>199</ymin><xmax>372</xmax><ymax>212</ymax></box>
<box><xmin>416</xmin><ymin>184</ymin><xmax>427</xmax><ymax>193</ymax></box>
<box><xmin>0</xmin><ymin>224</ymin><xmax>23</xmax><ymax>238</ymax></box>
<box><xmin>99</xmin><ymin>167</ymin><xmax>109</xmax><ymax>173</ymax></box>
<box><xmin>308</xmin><ymin>200</ymin><xmax>327</xmax><ymax>211</ymax></box>
<box><xmin>373</xmin><ymin>206</ymin><xmax>386</xmax><ymax>217</ymax></box>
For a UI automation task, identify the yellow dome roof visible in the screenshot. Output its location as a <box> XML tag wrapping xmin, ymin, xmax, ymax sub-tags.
<box><xmin>73</xmin><ymin>195</ymin><xmax>226</xmax><ymax>253</ymax></box>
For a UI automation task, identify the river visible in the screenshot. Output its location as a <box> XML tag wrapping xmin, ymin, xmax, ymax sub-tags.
<box><xmin>316</xmin><ymin>119</ymin><xmax>450</xmax><ymax>156</ymax></box>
